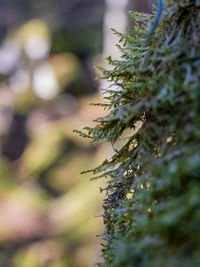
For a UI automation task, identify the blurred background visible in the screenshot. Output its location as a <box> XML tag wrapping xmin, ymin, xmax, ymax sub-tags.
<box><xmin>0</xmin><ymin>0</ymin><xmax>153</xmax><ymax>266</ymax></box>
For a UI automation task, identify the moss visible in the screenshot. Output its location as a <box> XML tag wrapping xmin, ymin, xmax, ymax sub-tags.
<box><xmin>75</xmin><ymin>0</ymin><xmax>200</xmax><ymax>266</ymax></box>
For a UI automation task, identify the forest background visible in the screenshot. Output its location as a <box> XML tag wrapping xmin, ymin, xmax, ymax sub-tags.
<box><xmin>0</xmin><ymin>1</ymin><xmax>153</xmax><ymax>266</ymax></box>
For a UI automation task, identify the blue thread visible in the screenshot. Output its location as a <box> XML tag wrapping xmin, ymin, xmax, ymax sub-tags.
<box><xmin>145</xmin><ymin>0</ymin><xmax>163</xmax><ymax>44</ymax></box>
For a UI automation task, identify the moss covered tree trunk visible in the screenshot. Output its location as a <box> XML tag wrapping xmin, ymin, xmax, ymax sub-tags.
<box><xmin>76</xmin><ymin>0</ymin><xmax>200</xmax><ymax>266</ymax></box>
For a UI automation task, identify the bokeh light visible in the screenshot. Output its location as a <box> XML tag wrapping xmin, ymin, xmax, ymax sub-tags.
<box><xmin>0</xmin><ymin>0</ymin><xmax>151</xmax><ymax>266</ymax></box>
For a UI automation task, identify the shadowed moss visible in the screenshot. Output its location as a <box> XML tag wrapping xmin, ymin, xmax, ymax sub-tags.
<box><xmin>76</xmin><ymin>0</ymin><xmax>200</xmax><ymax>266</ymax></box>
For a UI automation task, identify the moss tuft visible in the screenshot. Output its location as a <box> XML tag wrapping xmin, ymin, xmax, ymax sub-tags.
<box><xmin>76</xmin><ymin>1</ymin><xmax>200</xmax><ymax>266</ymax></box>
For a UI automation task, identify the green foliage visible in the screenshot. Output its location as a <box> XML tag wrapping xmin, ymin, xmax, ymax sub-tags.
<box><xmin>76</xmin><ymin>1</ymin><xmax>200</xmax><ymax>266</ymax></box>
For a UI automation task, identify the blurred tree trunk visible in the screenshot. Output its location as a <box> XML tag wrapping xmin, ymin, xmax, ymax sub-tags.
<box><xmin>128</xmin><ymin>0</ymin><xmax>153</xmax><ymax>13</ymax></box>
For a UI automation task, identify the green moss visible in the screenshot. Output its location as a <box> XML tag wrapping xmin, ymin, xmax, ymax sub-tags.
<box><xmin>75</xmin><ymin>0</ymin><xmax>200</xmax><ymax>266</ymax></box>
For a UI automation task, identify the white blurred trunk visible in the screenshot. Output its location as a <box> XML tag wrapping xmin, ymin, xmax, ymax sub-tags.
<box><xmin>102</xmin><ymin>0</ymin><xmax>153</xmax><ymax>64</ymax></box>
<box><xmin>101</xmin><ymin>0</ymin><xmax>153</xmax><ymax>92</ymax></box>
<box><xmin>103</xmin><ymin>0</ymin><xmax>129</xmax><ymax>61</ymax></box>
